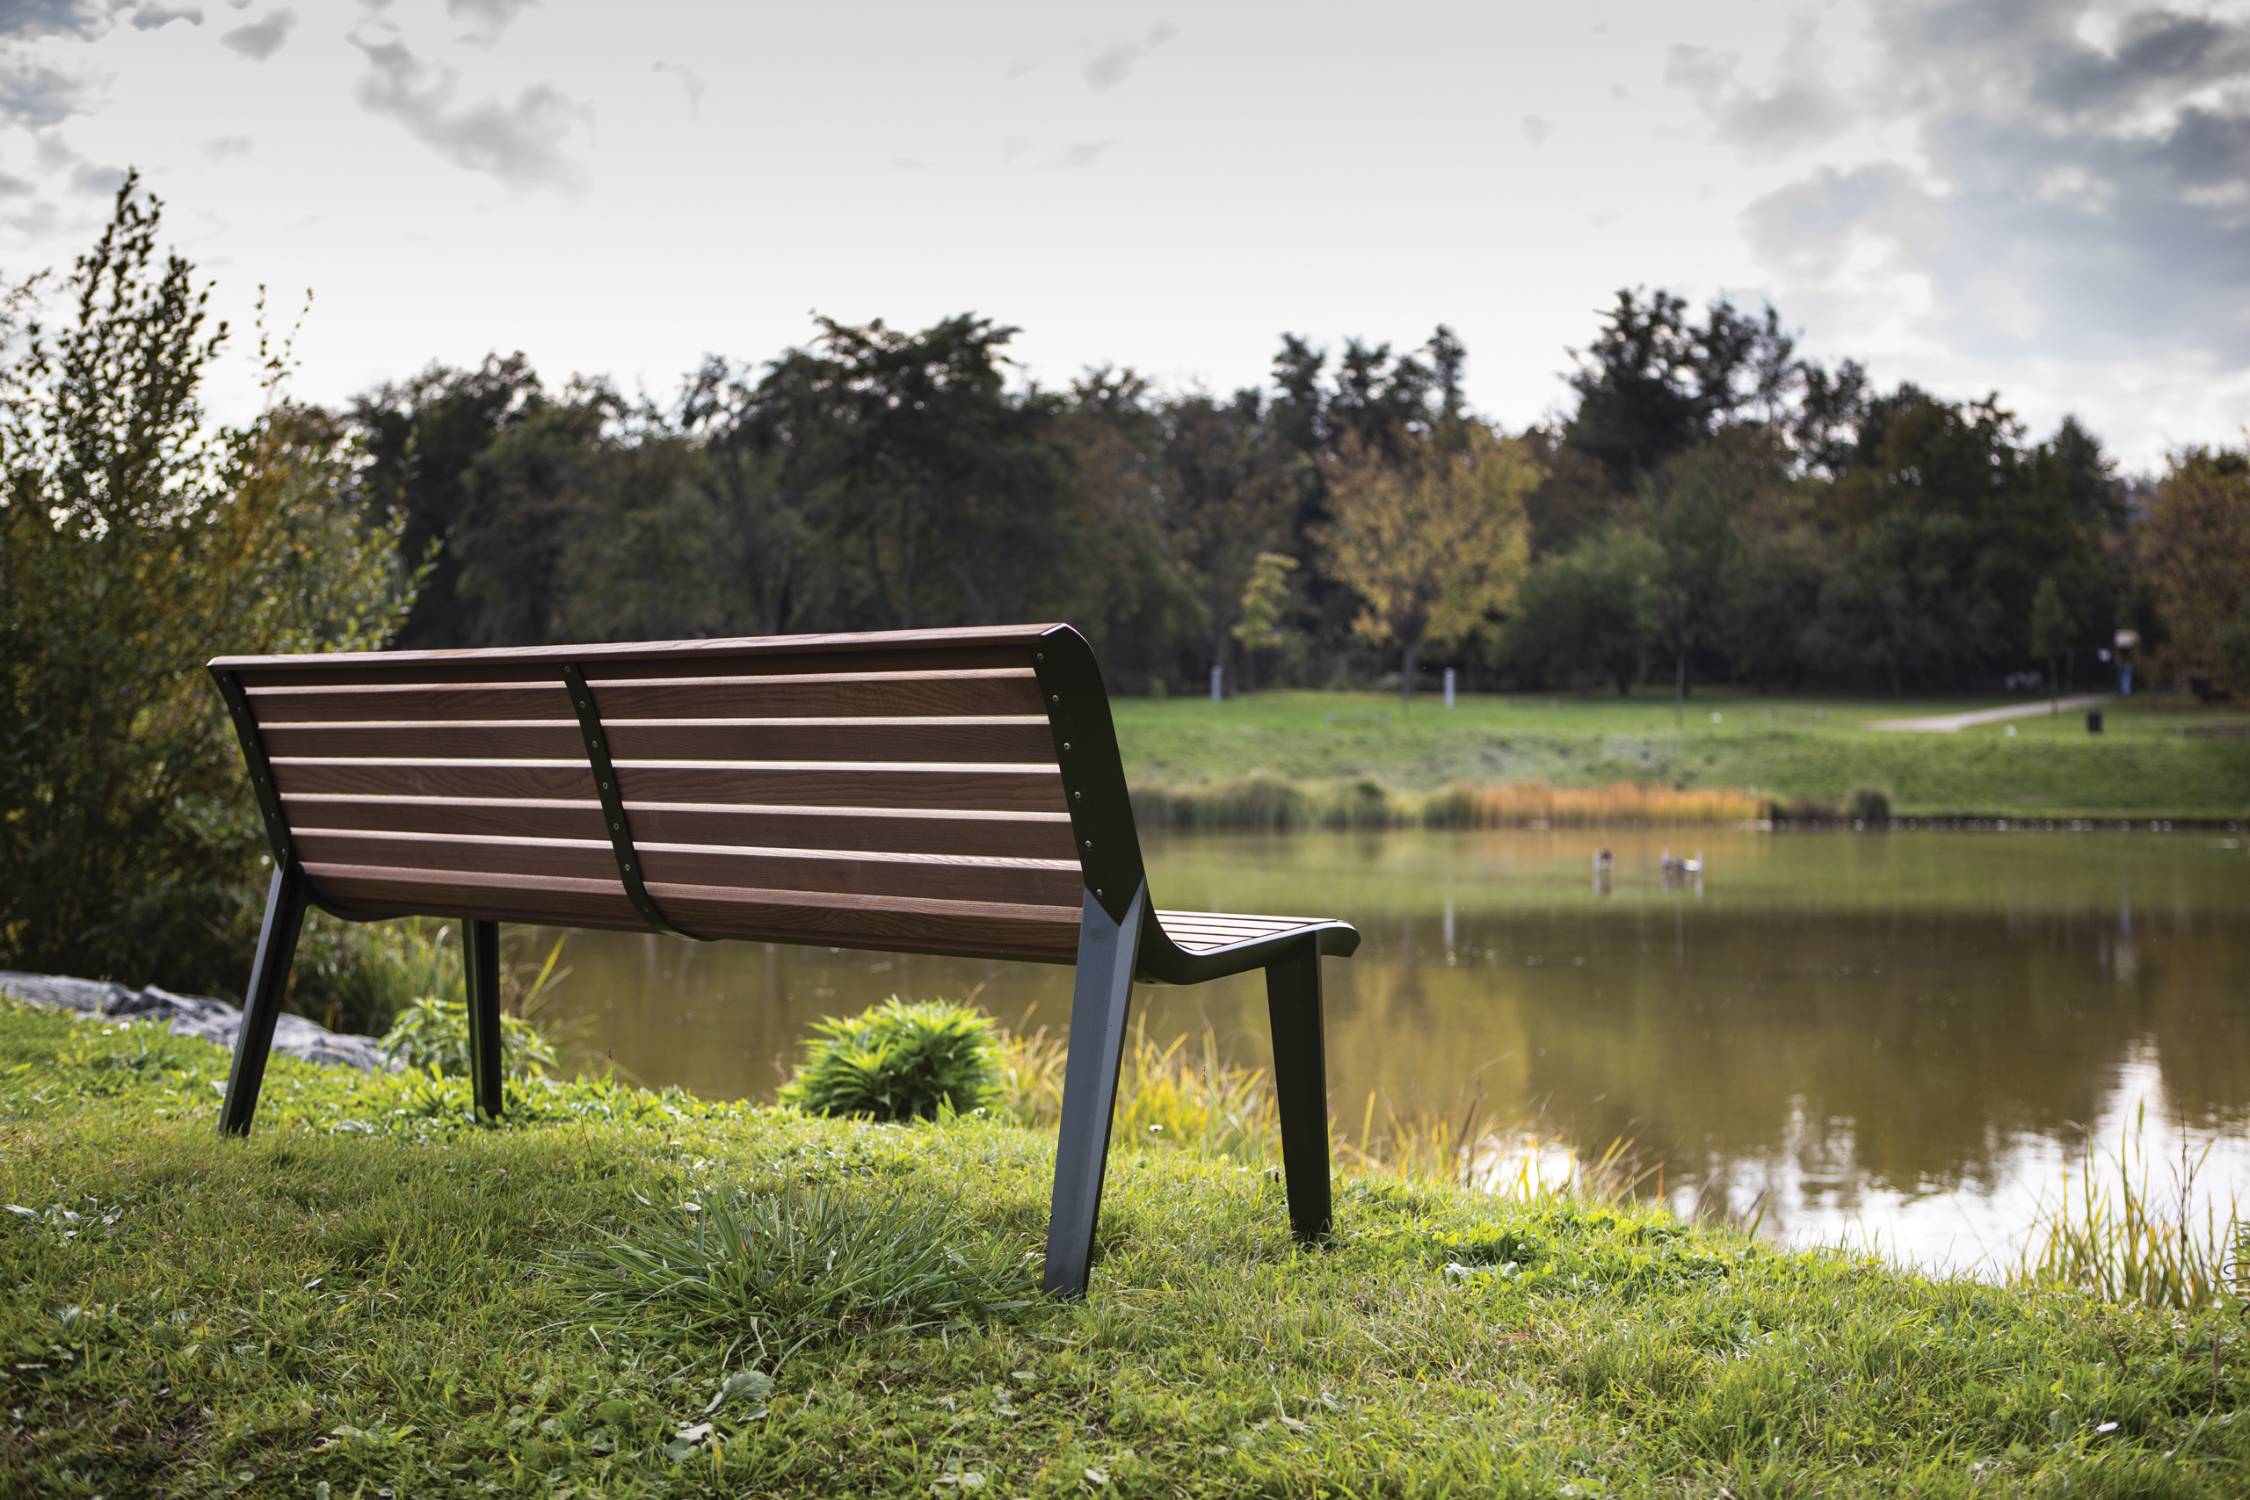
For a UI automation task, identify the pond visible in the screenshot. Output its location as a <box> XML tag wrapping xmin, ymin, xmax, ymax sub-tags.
<box><xmin>533</xmin><ymin>828</ymin><xmax>2250</xmax><ymax>1274</ymax></box>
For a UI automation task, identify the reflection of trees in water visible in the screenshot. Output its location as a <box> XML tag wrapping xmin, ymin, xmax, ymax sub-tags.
<box><xmin>1435</xmin><ymin>907</ymin><xmax>2250</xmax><ymax>1200</ymax></box>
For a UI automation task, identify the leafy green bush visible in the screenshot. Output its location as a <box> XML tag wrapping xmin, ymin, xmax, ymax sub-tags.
<box><xmin>0</xmin><ymin>176</ymin><xmax>411</xmax><ymax>997</ymax></box>
<box><xmin>379</xmin><ymin>994</ymin><xmax>560</xmax><ymax>1081</ymax></box>
<box><xmin>778</xmin><ymin>998</ymin><xmax>1003</xmax><ymax>1122</ymax></box>
<box><xmin>374</xmin><ymin>924</ymin><xmax>569</xmax><ymax>1078</ymax></box>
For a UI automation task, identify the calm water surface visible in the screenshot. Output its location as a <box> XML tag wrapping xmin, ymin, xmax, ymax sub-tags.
<box><xmin>534</xmin><ymin>829</ymin><xmax>2250</xmax><ymax>1273</ymax></box>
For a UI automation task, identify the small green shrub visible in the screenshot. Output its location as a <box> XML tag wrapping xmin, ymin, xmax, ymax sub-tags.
<box><xmin>379</xmin><ymin>993</ymin><xmax>561</xmax><ymax>1080</ymax></box>
<box><xmin>569</xmin><ymin>1186</ymin><xmax>1037</xmax><ymax>1361</ymax></box>
<box><xmin>779</xmin><ymin>998</ymin><xmax>1003</xmax><ymax>1122</ymax></box>
<box><xmin>1844</xmin><ymin>785</ymin><xmax>1893</xmax><ymax>823</ymax></box>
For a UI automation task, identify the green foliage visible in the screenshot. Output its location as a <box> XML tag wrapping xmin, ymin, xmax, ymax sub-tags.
<box><xmin>570</xmin><ymin>1186</ymin><xmax>1037</xmax><ymax>1363</ymax></box>
<box><xmin>379</xmin><ymin>994</ymin><xmax>560</xmax><ymax>1081</ymax></box>
<box><xmin>2140</xmin><ymin>445</ymin><xmax>2250</xmax><ymax>694</ymax></box>
<box><xmin>371</xmin><ymin>923</ymin><xmax>568</xmax><ymax>1077</ymax></box>
<box><xmin>1321</xmin><ymin>423</ymin><xmax>1537</xmax><ymax>695</ymax></box>
<box><xmin>1230</xmin><ymin>549</ymin><xmax>1303</xmax><ymax>685</ymax></box>
<box><xmin>0</xmin><ymin>176</ymin><xmax>411</xmax><ymax>996</ymax></box>
<box><xmin>778</xmin><ymin>998</ymin><xmax>1005</xmax><ymax>1122</ymax></box>
<box><xmin>1500</xmin><ymin>525</ymin><xmax>1663</xmax><ymax>693</ymax></box>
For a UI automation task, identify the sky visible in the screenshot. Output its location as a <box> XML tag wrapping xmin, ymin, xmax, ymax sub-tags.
<box><xmin>1</xmin><ymin>0</ymin><xmax>2246</xmax><ymax>470</ymax></box>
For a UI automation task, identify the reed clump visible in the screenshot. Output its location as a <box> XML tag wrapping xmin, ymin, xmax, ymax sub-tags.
<box><xmin>1133</xmin><ymin>776</ymin><xmax>1760</xmax><ymax>830</ymax></box>
<box><xmin>1440</xmin><ymin>780</ymin><xmax>1760</xmax><ymax>827</ymax></box>
<box><xmin>2011</xmin><ymin>1105</ymin><xmax>2244</xmax><ymax>1312</ymax></box>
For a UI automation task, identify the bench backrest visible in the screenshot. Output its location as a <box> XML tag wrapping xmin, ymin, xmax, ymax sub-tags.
<box><xmin>208</xmin><ymin>624</ymin><xmax>1145</xmax><ymax>963</ymax></box>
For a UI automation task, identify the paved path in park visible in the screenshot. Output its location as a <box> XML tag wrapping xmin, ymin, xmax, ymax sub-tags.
<box><xmin>1868</xmin><ymin>694</ymin><xmax>2113</xmax><ymax>733</ymax></box>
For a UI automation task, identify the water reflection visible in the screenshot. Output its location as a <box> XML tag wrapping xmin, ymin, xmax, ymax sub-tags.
<box><xmin>532</xmin><ymin>828</ymin><xmax>2250</xmax><ymax>1273</ymax></box>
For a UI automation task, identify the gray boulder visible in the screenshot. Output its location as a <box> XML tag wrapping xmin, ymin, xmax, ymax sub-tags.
<box><xmin>0</xmin><ymin>970</ymin><xmax>394</xmax><ymax>1073</ymax></box>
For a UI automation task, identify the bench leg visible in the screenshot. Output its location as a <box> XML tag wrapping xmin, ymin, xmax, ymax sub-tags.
<box><xmin>463</xmin><ymin>919</ymin><xmax>504</xmax><ymax>1121</ymax></box>
<box><xmin>1043</xmin><ymin>887</ymin><xmax>1146</xmax><ymax>1299</ymax></box>
<box><xmin>219</xmin><ymin>862</ymin><xmax>309</xmax><ymax>1138</ymax></box>
<box><xmin>1265</xmin><ymin>947</ymin><xmax>1332</xmax><ymax>1240</ymax></box>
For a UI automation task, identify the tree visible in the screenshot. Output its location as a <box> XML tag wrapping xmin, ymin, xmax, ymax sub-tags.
<box><xmin>1231</xmin><ymin>550</ymin><xmax>1304</xmax><ymax>689</ymax></box>
<box><xmin>1644</xmin><ymin>428</ymin><xmax>1772</xmax><ymax>719</ymax></box>
<box><xmin>2138</xmin><ymin>446</ymin><xmax>2250</xmax><ymax>696</ymax></box>
<box><xmin>754</xmin><ymin>314</ymin><xmax>1076</xmax><ymax>630</ymax></box>
<box><xmin>0</xmin><ymin>176</ymin><xmax>411</xmax><ymax>992</ymax></box>
<box><xmin>1500</xmin><ymin>527</ymin><xmax>1663</xmax><ymax>694</ymax></box>
<box><xmin>351</xmin><ymin>353</ymin><xmax>545</xmax><ymax>647</ymax></box>
<box><xmin>1563</xmin><ymin>289</ymin><xmax>1799</xmax><ymax>491</ymax></box>
<box><xmin>2029</xmin><ymin>575</ymin><xmax>2069</xmax><ymax>711</ymax></box>
<box><xmin>1322</xmin><ymin>423</ymin><xmax>1537</xmax><ymax>699</ymax></box>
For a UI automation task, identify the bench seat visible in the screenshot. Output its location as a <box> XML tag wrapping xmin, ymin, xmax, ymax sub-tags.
<box><xmin>206</xmin><ymin>623</ymin><xmax>1355</xmax><ymax>1297</ymax></box>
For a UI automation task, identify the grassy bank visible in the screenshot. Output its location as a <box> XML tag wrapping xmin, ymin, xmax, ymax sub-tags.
<box><xmin>5</xmin><ymin>1001</ymin><xmax>2246</xmax><ymax>1495</ymax></box>
<box><xmin>1113</xmin><ymin>690</ymin><xmax>2250</xmax><ymax>826</ymax></box>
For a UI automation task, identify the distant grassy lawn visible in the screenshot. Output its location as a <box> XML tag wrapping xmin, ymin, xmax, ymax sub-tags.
<box><xmin>1111</xmin><ymin>690</ymin><xmax>2250</xmax><ymax>821</ymax></box>
<box><xmin>5</xmin><ymin>999</ymin><xmax>2247</xmax><ymax>1496</ymax></box>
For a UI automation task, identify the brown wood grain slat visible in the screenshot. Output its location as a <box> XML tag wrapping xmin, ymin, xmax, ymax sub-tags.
<box><xmin>299</xmin><ymin>862</ymin><xmax>1082</xmax><ymax>961</ymax></box>
<box><xmin>302</xmin><ymin>863</ymin><xmax>645</xmax><ymax>930</ymax></box>
<box><xmin>221</xmin><ymin>641</ymin><xmax>1043</xmax><ymax>686</ymax></box>
<box><xmin>589</xmin><ymin>671</ymin><xmax>1045</xmax><ymax>719</ymax></box>
<box><xmin>257</xmin><ymin>718</ymin><xmax>1058</xmax><ymax>763</ymax></box>
<box><xmin>278</xmin><ymin>795</ymin><xmax>1078</xmax><ymax>858</ymax></box>
<box><xmin>271</xmin><ymin>760</ymin><xmax>599</xmax><ymax>800</ymax></box>
<box><xmin>649</xmin><ymin>882</ymin><xmax>1081</xmax><ymax>962</ymax></box>
<box><xmin>270</xmin><ymin>760</ymin><xmax>1065</xmax><ymax>811</ymax></box>
<box><xmin>243</xmin><ymin>672</ymin><xmax>1045</xmax><ymax>725</ymax></box>
<box><xmin>291</xmin><ymin>829</ymin><xmax>1083</xmax><ymax>906</ymax></box>
<box><xmin>1160</xmin><ymin>910</ymin><xmax>1334</xmax><ymax>930</ymax></box>
<box><xmin>246</xmin><ymin>682</ymin><xmax>576</xmax><ymax>722</ymax></box>
<box><xmin>1156</xmin><ymin>915</ymin><xmax>1301</xmax><ymax>933</ymax></box>
<box><xmin>215</xmin><ymin>623</ymin><xmax>1056</xmax><ymax>670</ymax></box>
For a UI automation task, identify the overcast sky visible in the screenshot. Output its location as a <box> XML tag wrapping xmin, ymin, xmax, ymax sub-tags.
<box><xmin>2</xmin><ymin>0</ymin><xmax>2246</xmax><ymax>469</ymax></box>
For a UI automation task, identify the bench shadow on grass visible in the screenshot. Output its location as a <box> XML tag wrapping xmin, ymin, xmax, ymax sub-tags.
<box><xmin>556</xmin><ymin>1182</ymin><xmax>1045</xmax><ymax>1366</ymax></box>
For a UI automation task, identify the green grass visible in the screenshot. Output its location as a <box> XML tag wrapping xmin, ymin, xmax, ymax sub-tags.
<box><xmin>1111</xmin><ymin>690</ymin><xmax>2250</xmax><ymax>823</ymax></box>
<box><xmin>5</xmin><ymin>1000</ymin><xmax>2247</xmax><ymax>1495</ymax></box>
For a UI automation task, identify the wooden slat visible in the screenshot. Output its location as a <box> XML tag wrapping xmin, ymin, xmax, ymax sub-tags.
<box><xmin>291</xmin><ymin>829</ymin><xmax>1084</xmax><ymax>907</ymax></box>
<box><xmin>300</xmin><ymin>862</ymin><xmax>1083</xmax><ymax>962</ymax></box>
<box><xmin>246</xmin><ymin>682</ymin><xmax>576</xmax><ymax>722</ymax></box>
<box><xmin>269</xmin><ymin>760</ymin><xmax>1065</xmax><ymax>811</ymax></box>
<box><xmin>303</xmin><ymin>863</ymin><xmax>646</xmax><ymax>931</ymax></box>
<box><xmin>257</xmin><ymin>718</ymin><xmax>1058</xmax><ymax>763</ymax></box>
<box><xmin>225</xmin><ymin>644</ymin><xmax>1039</xmax><ymax>688</ymax></box>
<box><xmin>215</xmin><ymin>623</ymin><xmax>1058</xmax><ymax>672</ymax></box>
<box><xmin>243</xmin><ymin>671</ymin><xmax>1047</xmax><ymax>725</ymax></box>
<box><xmin>1160</xmin><ymin>910</ymin><xmax>1333</xmax><ymax>930</ymax></box>
<box><xmin>295</xmin><ymin>830</ymin><xmax>618</xmax><ymax>883</ymax></box>
<box><xmin>272</xmin><ymin>759</ymin><xmax>598</xmax><ymax>800</ymax></box>
<box><xmin>649</xmin><ymin>882</ymin><xmax>1081</xmax><ymax>961</ymax></box>
<box><xmin>278</xmin><ymin>795</ymin><xmax>1078</xmax><ymax>858</ymax></box>
<box><xmin>627</xmin><ymin>805</ymin><xmax>1077</xmax><ymax>859</ymax></box>
<box><xmin>589</xmin><ymin>671</ymin><xmax>1045</xmax><ymax>719</ymax></box>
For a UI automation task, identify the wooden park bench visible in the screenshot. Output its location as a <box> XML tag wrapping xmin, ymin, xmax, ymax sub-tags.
<box><xmin>208</xmin><ymin>623</ymin><xmax>1357</xmax><ymax>1296</ymax></box>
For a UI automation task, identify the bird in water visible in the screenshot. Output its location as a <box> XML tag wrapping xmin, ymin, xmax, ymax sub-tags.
<box><xmin>1659</xmin><ymin>849</ymin><xmax>1705</xmax><ymax>879</ymax></box>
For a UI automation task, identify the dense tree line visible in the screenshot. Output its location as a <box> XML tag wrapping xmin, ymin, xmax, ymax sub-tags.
<box><xmin>340</xmin><ymin>289</ymin><xmax>2240</xmax><ymax>701</ymax></box>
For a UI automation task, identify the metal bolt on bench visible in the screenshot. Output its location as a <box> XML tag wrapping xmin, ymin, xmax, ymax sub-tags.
<box><xmin>207</xmin><ymin>623</ymin><xmax>1357</xmax><ymax>1297</ymax></box>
